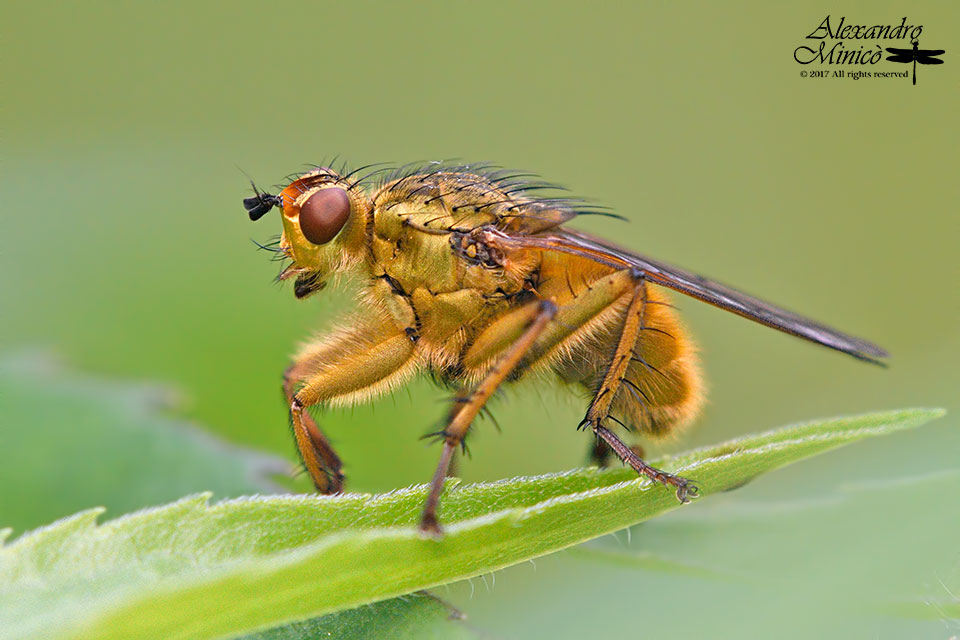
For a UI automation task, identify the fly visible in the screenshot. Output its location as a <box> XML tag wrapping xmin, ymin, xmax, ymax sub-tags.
<box><xmin>245</xmin><ymin>161</ymin><xmax>888</xmax><ymax>535</ymax></box>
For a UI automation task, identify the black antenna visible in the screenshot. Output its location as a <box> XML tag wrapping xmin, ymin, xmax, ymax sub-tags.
<box><xmin>244</xmin><ymin>181</ymin><xmax>281</xmax><ymax>221</ymax></box>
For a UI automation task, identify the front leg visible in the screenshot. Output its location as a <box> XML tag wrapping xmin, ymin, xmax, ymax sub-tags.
<box><xmin>284</xmin><ymin>365</ymin><xmax>344</xmax><ymax>493</ymax></box>
<box><xmin>285</xmin><ymin>317</ymin><xmax>421</xmax><ymax>494</ymax></box>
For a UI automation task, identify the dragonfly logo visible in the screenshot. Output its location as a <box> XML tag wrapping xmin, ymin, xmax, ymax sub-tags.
<box><xmin>885</xmin><ymin>40</ymin><xmax>945</xmax><ymax>85</ymax></box>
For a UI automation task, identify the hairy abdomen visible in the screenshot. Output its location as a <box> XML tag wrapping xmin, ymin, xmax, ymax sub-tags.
<box><xmin>542</xmin><ymin>254</ymin><xmax>704</xmax><ymax>437</ymax></box>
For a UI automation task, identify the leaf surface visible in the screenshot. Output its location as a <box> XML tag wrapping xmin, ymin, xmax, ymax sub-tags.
<box><xmin>0</xmin><ymin>408</ymin><xmax>941</xmax><ymax>640</ymax></box>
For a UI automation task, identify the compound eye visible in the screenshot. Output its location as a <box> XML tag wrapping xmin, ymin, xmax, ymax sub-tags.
<box><xmin>299</xmin><ymin>187</ymin><xmax>351</xmax><ymax>245</ymax></box>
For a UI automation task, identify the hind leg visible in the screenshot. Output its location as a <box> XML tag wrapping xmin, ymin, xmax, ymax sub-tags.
<box><xmin>587</xmin><ymin>439</ymin><xmax>646</xmax><ymax>468</ymax></box>
<box><xmin>577</xmin><ymin>271</ymin><xmax>698</xmax><ymax>501</ymax></box>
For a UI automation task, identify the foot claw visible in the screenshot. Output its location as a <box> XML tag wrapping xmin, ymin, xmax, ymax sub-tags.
<box><xmin>419</xmin><ymin>513</ymin><xmax>444</xmax><ymax>539</ymax></box>
<box><xmin>325</xmin><ymin>470</ymin><xmax>346</xmax><ymax>494</ymax></box>
<box><xmin>674</xmin><ymin>479</ymin><xmax>700</xmax><ymax>503</ymax></box>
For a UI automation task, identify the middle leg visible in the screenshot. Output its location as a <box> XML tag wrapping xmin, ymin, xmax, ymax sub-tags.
<box><xmin>419</xmin><ymin>299</ymin><xmax>557</xmax><ymax>535</ymax></box>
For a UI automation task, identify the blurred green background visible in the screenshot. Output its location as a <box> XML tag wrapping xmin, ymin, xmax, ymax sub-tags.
<box><xmin>2</xmin><ymin>1</ymin><xmax>957</xmax><ymax>638</ymax></box>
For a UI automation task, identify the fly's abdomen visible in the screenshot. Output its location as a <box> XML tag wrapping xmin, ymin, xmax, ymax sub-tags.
<box><xmin>555</xmin><ymin>284</ymin><xmax>704</xmax><ymax>437</ymax></box>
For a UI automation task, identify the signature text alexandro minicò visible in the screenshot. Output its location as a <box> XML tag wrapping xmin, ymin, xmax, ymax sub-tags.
<box><xmin>794</xmin><ymin>16</ymin><xmax>922</xmax><ymax>65</ymax></box>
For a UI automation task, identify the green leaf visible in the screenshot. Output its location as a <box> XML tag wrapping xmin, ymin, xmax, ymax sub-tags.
<box><xmin>0</xmin><ymin>352</ymin><xmax>286</xmax><ymax>533</ymax></box>
<box><xmin>561</xmin><ymin>467</ymin><xmax>960</xmax><ymax>637</ymax></box>
<box><xmin>238</xmin><ymin>592</ymin><xmax>475</xmax><ymax>640</ymax></box>
<box><xmin>0</xmin><ymin>353</ymin><xmax>478</xmax><ymax>638</ymax></box>
<box><xmin>0</xmin><ymin>408</ymin><xmax>942</xmax><ymax>640</ymax></box>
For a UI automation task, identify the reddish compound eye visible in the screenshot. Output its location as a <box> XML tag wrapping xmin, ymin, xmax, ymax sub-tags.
<box><xmin>299</xmin><ymin>187</ymin><xmax>351</xmax><ymax>245</ymax></box>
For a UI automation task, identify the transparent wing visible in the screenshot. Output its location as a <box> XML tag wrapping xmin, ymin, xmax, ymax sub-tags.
<box><xmin>490</xmin><ymin>228</ymin><xmax>889</xmax><ymax>364</ymax></box>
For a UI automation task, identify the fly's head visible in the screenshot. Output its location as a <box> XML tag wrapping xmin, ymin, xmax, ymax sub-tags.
<box><xmin>245</xmin><ymin>168</ymin><xmax>372</xmax><ymax>298</ymax></box>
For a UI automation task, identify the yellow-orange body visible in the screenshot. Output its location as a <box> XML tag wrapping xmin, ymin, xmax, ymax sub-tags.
<box><xmin>249</xmin><ymin>162</ymin><xmax>886</xmax><ymax>533</ymax></box>
<box><xmin>279</xmin><ymin>168</ymin><xmax>700</xmax><ymax>435</ymax></box>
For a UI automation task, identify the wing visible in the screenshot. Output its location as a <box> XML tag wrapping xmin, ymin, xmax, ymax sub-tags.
<box><xmin>885</xmin><ymin>54</ymin><xmax>915</xmax><ymax>63</ymax></box>
<box><xmin>489</xmin><ymin>228</ymin><xmax>889</xmax><ymax>364</ymax></box>
<box><xmin>917</xmin><ymin>53</ymin><xmax>945</xmax><ymax>64</ymax></box>
<box><xmin>885</xmin><ymin>47</ymin><xmax>913</xmax><ymax>56</ymax></box>
<box><xmin>497</xmin><ymin>201</ymin><xmax>579</xmax><ymax>234</ymax></box>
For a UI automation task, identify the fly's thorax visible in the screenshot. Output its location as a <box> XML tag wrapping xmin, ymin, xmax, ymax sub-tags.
<box><xmin>371</xmin><ymin>206</ymin><xmax>461</xmax><ymax>294</ymax></box>
<box><xmin>367</xmin><ymin>169</ymin><xmax>569</xmax><ymax>296</ymax></box>
<box><xmin>372</xmin><ymin>172</ymin><xmax>507</xmax><ymax>234</ymax></box>
<box><xmin>372</xmin><ymin>205</ymin><xmax>534</xmax><ymax>299</ymax></box>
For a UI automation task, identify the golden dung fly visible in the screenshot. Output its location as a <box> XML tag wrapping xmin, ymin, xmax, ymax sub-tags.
<box><xmin>244</xmin><ymin>161</ymin><xmax>888</xmax><ymax>535</ymax></box>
